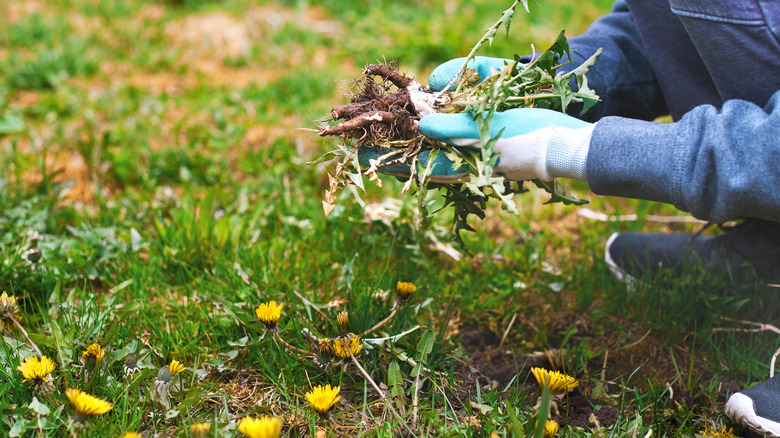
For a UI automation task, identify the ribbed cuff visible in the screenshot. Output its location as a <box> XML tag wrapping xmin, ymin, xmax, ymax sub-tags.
<box><xmin>545</xmin><ymin>123</ymin><xmax>596</xmax><ymax>181</ymax></box>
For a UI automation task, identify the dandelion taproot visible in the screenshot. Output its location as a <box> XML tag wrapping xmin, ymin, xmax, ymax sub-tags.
<box><xmin>306</xmin><ymin>384</ymin><xmax>340</xmax><ymax>415</ymax></box>
<box><xmin>544</xmin><ymin>419</ymin><xmax>560</xmax><ymax>437</ymax></box>
<box><xmin>395</xmin><ymin>281</ymin><xmax>417</xmax><ymax>300</ymax></box>
<box><xmin>332</xmin><ymin>334</ymin><xmax>362</xmax><ymax>359</ymax></box>
<box><xmin>238</xmin><ymin>416</ymin><xmax>283</xmax><ymax>438</ymax></box>
<box><xmin>66</xmin><ymin>388</ymin><xmax>112</xmax><ymax>425</ymax></box>
<box><xmin>531</xmin><ymin>367</ymin><xmax>578</xmax><ymax>393</ymax></box>
<box><xmin>18</xmin><ymin>355</ymin><xmax>56</xmax><ymax>383</ymax></box>
<box><xmin>256</xmin><ymin>301</ymin><xmax>283</xmax><ymax>328</ymax></box>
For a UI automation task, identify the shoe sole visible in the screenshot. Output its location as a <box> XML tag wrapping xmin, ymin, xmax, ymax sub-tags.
<box><xmin>725</xmin><ymin>393</ymin><xmax>780</xmax><ymax>437</ymax></box>
<box><xmin>604</xmin><ymin>232</ymin><xmax>642</xmax><ymax>289</ymax></box>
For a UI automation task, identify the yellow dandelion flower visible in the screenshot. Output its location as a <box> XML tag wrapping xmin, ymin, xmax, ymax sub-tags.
<box><xmin>238</xmin><ymin>416</ymin><xmax>283</xmax><ymax>438</ymax></box>
<box><xmin>118</xmin><ymin>433</ymin><xmax>142</xmax><ymax>438</ymax></box>
<box><xmin>255</xmin><ymin>301</ymin><xmax>283</xmax><ymax>328</ymax></box>
<box><xmin>82</xmin><ymin>343</ymin><xmax>105</xmax><ymax>371</ymax></box>
<box><xmin>17</xmin><ymin>355</ymin><xmax>56</xmax><ymax>382</ymax></box>
<box><xmin>82</xmin><ymin>343</ymin><xmax>105</xmax><ymax>362</ymax></box>
<box><xmin>700</xmin><ymin>424</ymin><xmax>736</xmax><ymax>438</ymax></box>
<box><xmin>66</xmin><ymin>388</ymin><xmax>113</xmax><ymax>417</ymax></box>
<box><xmin>531</xmin><ymin>367</ymin><xmax>578</xmax><ymax>393</ymax></box>
<box><xmin>306</xmin><ymin>384</ymin><xmax>340</xmax><ymax>415</ymax></box>
<box><xmin>395</xmin><ymin>281</ymin><xmax>417</xmax><ymax>300</ymax></box>
<box><xmin>336</xmin><ymin>311</ymin><xmax>349</xmax><ymax>335</ymax></box>
<box><xmin>169</xmin><ymin>359</ymin><xmax>185</xmax><ymax>376</ymax></box>
<box><xmin>543</xmin><ymin>419</ymin><xmax>559</xmax><ymax>438</ymax></box>
<box><xmin>0</xmin><ymin>291</ymin><xmax>20</xmax><ymax>331</ymax></box>
<box><xmin>332</xmin><ymin>334</ymin><xmax>363</xmax><ymax>359</ymax></box>
<box><xmin>190</xmin><ymin>422</ymin><xmax>212</xmax><ymax>437</ymax></box>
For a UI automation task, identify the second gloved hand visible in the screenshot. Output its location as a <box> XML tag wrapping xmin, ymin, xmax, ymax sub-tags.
<box><xmin>428</xmin><ymin>56</ymin><xmax>513</xmax><ymax>91</ymax></box>
<box><xmin>418</xmin><ymin>108</ymin><xmax>596</xmax><ymax>183</ymax></box>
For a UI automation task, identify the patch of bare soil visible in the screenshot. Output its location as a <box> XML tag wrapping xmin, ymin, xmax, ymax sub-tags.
<box><xmin>22</xmin><ymin>150</ymin><xmax>97</xmax><ymax>206</ymax></box>
<box><xmin>4</xmin><ymin>0</ymin><xmax>44</xmax><ymax>24</ymax></box>
<box><xmin>451</xmin><ymin>309</ymin><xmax>736</xmax><ymax>430</ymax></box>
<box><xmin>161</xmin><ymin>5</ymin><xmax>342</xmax><ymax>88</ymax></box>
<box><xmin>165</xmin><ymin>12</ymin><xmax>252</xmax><ymax>61</ymax></box>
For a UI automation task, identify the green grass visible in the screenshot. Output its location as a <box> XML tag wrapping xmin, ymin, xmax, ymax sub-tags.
<box><xmin>0</xmin><ymin>0</ymin><xmax>776</xmax><ymax>436</ymax></box>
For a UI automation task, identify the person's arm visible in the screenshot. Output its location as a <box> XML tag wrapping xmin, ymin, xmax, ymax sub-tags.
<box><xmin>588</xmin><ymin>90</ymin><xmax>780</xmax><ymax>223</ymax></box>
<box><xmin>557</xmin><ymin>1</ymin><xmax>667</xmax><ymax>121</ymax></box>
<box><xmin>428</xmin><ymin>2</ymin><xmax>669</xmax><ymax>121</ymax></box>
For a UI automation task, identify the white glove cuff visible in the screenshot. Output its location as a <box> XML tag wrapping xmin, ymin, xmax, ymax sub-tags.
<box><xmin>545</xmin><ymin>123</ymin><xmax>595</xmax><ymax>182</ymax></box>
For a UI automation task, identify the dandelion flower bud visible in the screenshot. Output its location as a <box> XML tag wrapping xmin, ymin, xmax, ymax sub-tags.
<box><xmin>336</xmin><ymin>311</ymin><xmax>349</xmax><ymax>335</ymax></box>
<box><xmin>395</xmin><ymin>281</ymin><xmax>417</xmax><ymax>301</ymax></box>
<box><xmin>123</xmin><ymin>353</ymin><xmax>140</xmax><ymax>378</ymax></box>
<box><xmin>0</xmin><ymin>291</ymin><xmax>21</xmax><ymax>332</ymax></box>
<box><xmin>190</xmin><ymin>422</ymin><xmax>212</xmax><ymax>438</ymax></box>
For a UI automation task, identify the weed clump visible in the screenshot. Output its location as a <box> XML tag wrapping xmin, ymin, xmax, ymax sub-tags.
<box><xmin>316</xmin><ymin>1</ymin><xmax>602</xmax><ymax>247</ymax></box>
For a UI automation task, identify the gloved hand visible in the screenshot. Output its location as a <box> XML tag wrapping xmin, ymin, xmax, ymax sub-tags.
<box><xmin>358</xmin><ymin>56</ymin><xmax>595</xmax><ymax>183</ymax></box>
<box><xmin>428</xmin><ymin>56</ymin><xmax>514</xmax><ymax>91</ymax></box>
<box><xmin>357</xmin><ymin>57</ymin><xmax>514</xmax><ymax>181</ymax></box>
<box><xmin>359</xmin><ymin>108</ymin><xmax>595</xmax><ymax>183</ymax></box>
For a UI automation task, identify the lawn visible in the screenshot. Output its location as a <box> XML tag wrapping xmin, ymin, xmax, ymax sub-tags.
<box><xmin>1</xmin><ymin>0</ymin><xmax>778</xmax><ymax>437</ymax></box>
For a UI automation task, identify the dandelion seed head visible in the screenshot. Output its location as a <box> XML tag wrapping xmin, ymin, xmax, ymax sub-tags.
<box><xmin>306</xmin><ymin>384</ymin><xmax>341</xmax><ymax>415</ymax></box>
<box><xmin>17</xmin><ymin>355</ymin><xmax>56</xmax><ymax>382</ymax></box>
<box><xmin>238</xmin><ymin>416</ymin><xmax>283</xmax><ymax>438</ymax></box>
<box><xmin>255</xmin><ymin>301</ymin><xmax>283</xmax><ymax>328</ymax></box>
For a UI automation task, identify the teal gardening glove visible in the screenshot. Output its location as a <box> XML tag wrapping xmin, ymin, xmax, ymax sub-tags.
<box><xmin>358</xmin><ymin>57</ymin><xmax>596</xmax><ymax>182</ymax></box>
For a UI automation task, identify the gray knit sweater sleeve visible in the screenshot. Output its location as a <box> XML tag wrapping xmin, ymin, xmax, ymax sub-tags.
<box><xmin>587</xmin><ymin>91</ymin><xmax>780</xmax><ymax>223</ymax></box>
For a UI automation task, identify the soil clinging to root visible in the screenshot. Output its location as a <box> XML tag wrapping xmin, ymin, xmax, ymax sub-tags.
<box><xmin>318</xmin><ymin>62</ymin><xmax>426</xmax><ymax>146</ymax></box>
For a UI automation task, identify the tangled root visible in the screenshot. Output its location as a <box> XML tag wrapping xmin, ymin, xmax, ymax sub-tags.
<box><xmin>319</xmin><ymin>62</ymin><xmax>425</xmax><ymax>145</ymax></box>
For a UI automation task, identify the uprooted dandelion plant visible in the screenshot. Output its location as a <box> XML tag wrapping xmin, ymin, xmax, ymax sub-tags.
<box><xmin>316</xmin><ymin>0</ymin><xmax>602</xmax><ymax>247</ymax></box>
